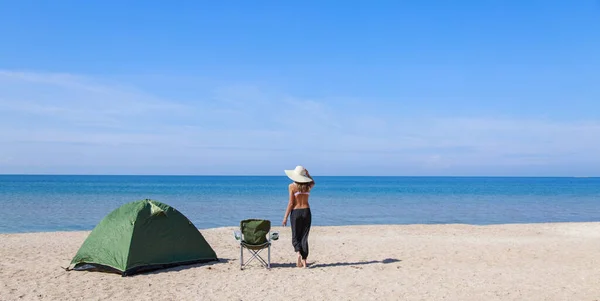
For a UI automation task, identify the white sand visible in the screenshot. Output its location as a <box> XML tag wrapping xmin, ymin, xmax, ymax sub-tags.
<box><xmin>1</xmin><ymin>223</ymin><xmax>600</xmax><ymax>301</ymax></box>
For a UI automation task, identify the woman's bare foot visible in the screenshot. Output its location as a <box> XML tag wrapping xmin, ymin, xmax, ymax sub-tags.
<box><xmin>296</xmin><ymin>252</ymin><xmax>302</xmax><ymax>267</ymax></box>
<box><xmin>302</xmin><ymin>259</ymin><xmax>308</xmax><ymax>268</ymax></box>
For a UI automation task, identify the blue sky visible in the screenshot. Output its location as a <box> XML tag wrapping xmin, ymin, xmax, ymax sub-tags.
<box><xmin>0</xmin><ymin>1</ymin><xmax>599</xmax><ymax>176</ymax></box>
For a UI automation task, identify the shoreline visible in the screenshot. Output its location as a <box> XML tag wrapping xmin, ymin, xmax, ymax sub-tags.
<box><xmin>2</xmin><ymin>222</ymin><xmax>599</xmax><ymax>300</ymax></box>
<box><xmin>2</xmin><ymin>220</ymin><xmax>600</xmax><ymax>235</ymax></box>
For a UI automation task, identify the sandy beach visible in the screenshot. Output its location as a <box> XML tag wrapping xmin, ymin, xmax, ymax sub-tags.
<box><xmin>1</xmin><ymin>222</ymin><xmax>599</xmax><ymax>301</ymax></box>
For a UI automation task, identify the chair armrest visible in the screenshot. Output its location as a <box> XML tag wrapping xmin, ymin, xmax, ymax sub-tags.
<box><xmin>233</xmin><ymin>230</ymin><xmax>242</xmax><ymax>242</ymax></box>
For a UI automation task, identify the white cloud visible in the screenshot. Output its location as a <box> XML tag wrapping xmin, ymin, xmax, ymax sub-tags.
<box><xmin>0</xmin><ymin>70</ymin><xmax>190</xmax><ymax>128</ymax></box>
<box><xmin>0</xmin><ymin>70</ymin><xmax>599</xmax><ymax>175</ymax></box>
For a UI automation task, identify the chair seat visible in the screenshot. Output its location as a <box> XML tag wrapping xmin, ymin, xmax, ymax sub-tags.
<box><xmin>241</xmin><ymin>241</ymin><xmax>271</xmax><ymax>250</ymax></box>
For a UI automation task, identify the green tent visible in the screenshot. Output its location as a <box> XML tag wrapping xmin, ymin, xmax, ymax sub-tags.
<box><xmin>69</xmin><ymin>199</ymin><xmax>218</xmax><ymax>276</ymax></box>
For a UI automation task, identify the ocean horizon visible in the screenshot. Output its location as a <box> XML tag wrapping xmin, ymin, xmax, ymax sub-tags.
<box><xmin>1</xmin><ymin>175</ymin><xmax>599</xmax><ymax>234</ymax></box>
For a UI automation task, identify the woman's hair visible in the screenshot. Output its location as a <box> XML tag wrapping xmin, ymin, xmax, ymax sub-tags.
<box><xmin>295</xmin><ymin>181</ymin><xmax>313</xmax><ymax>193</ymax></box>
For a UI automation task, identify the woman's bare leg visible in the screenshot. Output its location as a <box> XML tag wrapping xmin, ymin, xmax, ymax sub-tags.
<box><xmin>296</xmin><ymin>252</ymin><xmax>302</xmax><ymax>267</ymax></box>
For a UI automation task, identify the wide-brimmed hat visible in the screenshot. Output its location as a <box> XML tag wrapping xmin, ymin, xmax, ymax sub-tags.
<box><xmin>284</xmin><ymin>165</ymin><xmax>312</xmax><ymax>183</ymax></box>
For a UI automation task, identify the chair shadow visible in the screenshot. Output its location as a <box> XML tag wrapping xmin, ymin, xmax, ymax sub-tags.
<box><xmin>309</xmin><ymin>258</ymin><xmax>401</xmax><ymax>269</ymax></box>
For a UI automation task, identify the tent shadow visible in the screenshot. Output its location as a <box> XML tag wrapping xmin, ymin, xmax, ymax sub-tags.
<box><xmin>143</xmin><ymin>258</ymin><xmax>230</xmax><ymax>275</ymax></box>
<box><xmin>309</xmin><ymin>258</ymin><xmax>401</xmax><ymax>269</ymax></box>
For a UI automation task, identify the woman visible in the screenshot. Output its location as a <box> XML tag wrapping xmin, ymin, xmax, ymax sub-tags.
<box><xmin>282</xmin><ymin>165</ymin><xmax>315</xmax><ymax>268</ymax></box>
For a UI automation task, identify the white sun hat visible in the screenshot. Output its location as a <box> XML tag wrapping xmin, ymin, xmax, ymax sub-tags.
<box><xmin>284</xmin><ymin>165</ymin><xmax>312</xmax><ymax>183</ymax></box>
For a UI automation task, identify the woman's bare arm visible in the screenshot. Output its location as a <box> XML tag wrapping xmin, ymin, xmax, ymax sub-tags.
<box><xmin>282</xmin><ymin>184</ymin><xmax>295</xmax><ymax>226</ymax></box>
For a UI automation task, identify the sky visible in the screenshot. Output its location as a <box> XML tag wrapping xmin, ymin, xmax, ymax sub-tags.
<box><xmin>0</xmin><ymin>1</ymin><xmax>599</xmax><ymax>176</ymax></box>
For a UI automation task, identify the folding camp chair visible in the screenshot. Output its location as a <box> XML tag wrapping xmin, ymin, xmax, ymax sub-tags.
<box><xmin>234</xmin><ymin>219</ymin><xmax>279</xmax><ymax>270</ymax></box>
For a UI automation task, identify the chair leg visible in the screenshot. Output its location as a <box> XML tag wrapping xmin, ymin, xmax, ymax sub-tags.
<box><xmin>268</xmin><ymin>244</ymin><xmax>271</xmax><ymax>269</ymax></box>
<box><xmin>246</xmin><ymin>249</ymin><xmax>264</xmax><ymax>266</ymax></box>
<box><xmin>239</xmin><ymin>244</ymin><xmax>272</xmax><ymax>269</ymax></box>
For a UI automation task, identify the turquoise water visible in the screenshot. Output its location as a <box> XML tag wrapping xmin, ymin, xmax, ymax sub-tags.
<box><xmin>1</xmin><ymin>175</ymin><xmax>599</xmax><ymax>233</ymax></box>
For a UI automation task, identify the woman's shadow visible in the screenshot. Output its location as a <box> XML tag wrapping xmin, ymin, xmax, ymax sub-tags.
<box><xmin>270</xmin><ymin>258</ymin><xmax>401</xmax><ymax>269</ymax></box>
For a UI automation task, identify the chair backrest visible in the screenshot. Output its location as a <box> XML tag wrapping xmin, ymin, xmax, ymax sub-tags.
<box><xmin>240</xmin><ymin>219</ymin><xmax>271</xmax><ymax>245</ymax></box>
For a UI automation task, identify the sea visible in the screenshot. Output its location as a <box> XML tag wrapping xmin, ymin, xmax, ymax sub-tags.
<box><xmin>0</xmin><ymin>175</ymin><xmax>599</xmax><ymax>233</ymax></box>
